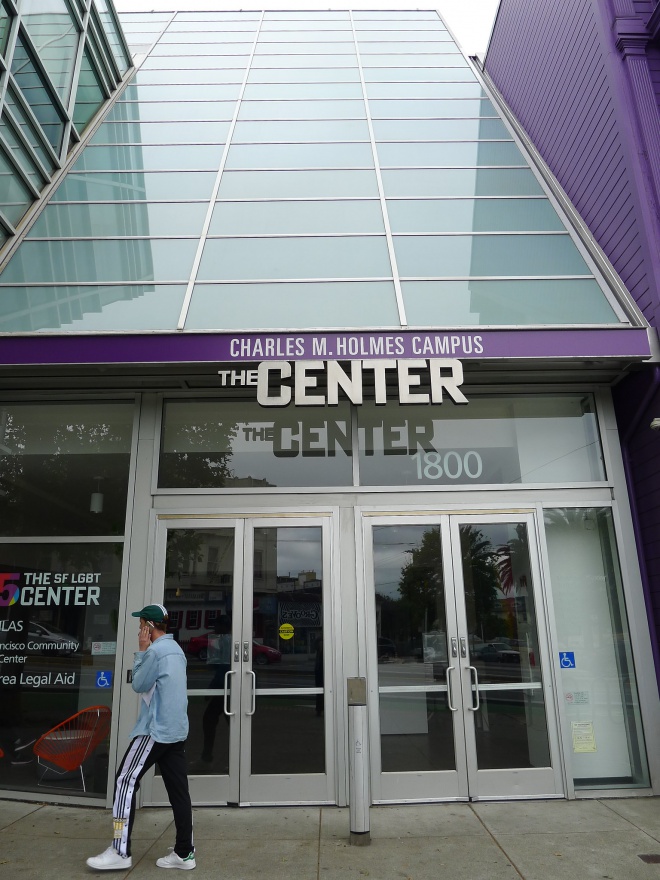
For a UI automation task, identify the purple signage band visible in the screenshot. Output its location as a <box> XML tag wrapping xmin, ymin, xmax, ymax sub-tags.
<box><xmin>0</xmin><ymin>328</ymin><xmax>652</xmax><ymax>366</ymax></box>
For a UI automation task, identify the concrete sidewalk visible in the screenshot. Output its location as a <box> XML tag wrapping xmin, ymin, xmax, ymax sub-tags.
<box><xmin>2</xmin><ymin>797</ymin><xmax>660</xmax><ymax>880</ymax></box>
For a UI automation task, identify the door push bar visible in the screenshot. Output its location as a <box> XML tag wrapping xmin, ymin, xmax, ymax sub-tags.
<box><xmin>223</xmin><ymin>669</ymin><xmax>236</xmax><ymax>717</ymax></box>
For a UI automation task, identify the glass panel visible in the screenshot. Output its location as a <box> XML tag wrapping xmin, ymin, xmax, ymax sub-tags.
<box><xmin>72</xmin><ymin>144</ymin><xmax>223</xmax><ymax>171</ymax></box>
<box><xmin>4</xmin><ymin>86</ymin><xmax>57</xmax><ymax>172</ymax></box>
<box><xmin>130</xmin><ymin>69</ymin><xmax>245</xmax><ymax>85</ymax></box>
<box><xmin>383</xmin><ymin>169</ymin><xmax>542</xmax><ymax>197</ymax></box>
<box><xmin>0</xmin><ymin>542</ymin><xmax>123</xmax><ymax>798</ymax></box>
<box><xmin>159</xmin><ymin>31</ymin><xmax>257</xmax><ymax>43</ymax></box>
<box><xmin>0</xmin><ymin>1</ymin><xmax>11</xmax><ymax>56</ymax></box>
<box><xmin>377</xmin><ymin>141</ymin><xmax>525</xmax><ymax>168</ymax></box>
<box><xmin>544</xmin><ymin>508</ymin><xmax>649</xmax><ymax>787</ymax></box>
<box><xmin>197</xmin><ymin>236</ymin><xmax>392</xmax><ymax>281</ymax></box>
<box><xmin>225</xmin><ymin>142</ymin><xmax>374</xmax><ymax>170</ymax></box>
<box><xmin>104</xmin><ymin>101</ymin><xmax>236</xmax><ymax>122</ymax></box>
<box><xmin>51</xmin><ymin>171</ymin><xmax>217</xmax><ymax>200</ymax></box>
<box><xmin>0</xmin><ymin>284</ymin><xmax>187</xmax><ymax>332</ymax></box>
<box><xmin>238</xmin><ymin>100</ymin><xmax>365</xmax><ymax>120</ymax></box>
<box><xmin>91</xmin><ymin>121</ymin><xmax>230</xmax><ymax>144</ymax></box>
<box><xmin>388</xmin><ymin>198</ymin><xmax>563</xmax><ymax>232</ymax></box>
<box><xmin>364</xmin><ymin>67</ymin><xmax>477</xmax><ymax>83</ymax></box>
<box><xmin>251</xmin><ymin>697</ymin><xmax>326</xmax><ymax>773</ymax></box>
<box><xmin>362</xmin><ymin>55</ymin><xmax>466</xmax><ymax>67</ymax></box>
<box><xmin>373</xmin><ymin>524</ymin><xmax>455</xmax><ymax>772</ymax></box>
<box><xmin>394</xmin><ymin>234</ymin><xmax>591</xmax><ymax>277</ymax></box>
<box><xmin>0</xmin><ymin>113</ymin><xmax>47</xmax><ymax>190</ymax></box>
<box><xmin>359</xmin><ymin>43</ymin><xmax>460</xmax><ymax>54</ymax></box>
<box><xmin>21</xmin><ymin>0</ymin><xmax>80</xmax><ymax>100</ymax></box>
<box><xmin>250</xmin><ymin>55</ymin><xmax>357</xmax><ymax>68</ymax></box>
<box><xmin>186</xmin><ymin>281</ymin><xmax>399</xmax><ymax>330</ymax></box>
<box><xmin>0</xmin><ymin>143</ymin><xmax>35</xmax><ymax>226</ymax></box>
<box><xmin>367</xmin><ymin>82</ymin><xmax>486</xmax><ymax>98</ymax></box>
<box><xmin>374</xmin><ymin>118</ymin><xmax>511</xmax><ymax>140</ymax></box>
<box><xmin>243</xmin><ymin>83</ymin><xmax>363</xmax><ymax>99</ymax></box>
<box><xmin>217</xmin><ymin>170</ymin><xmax>379</xmax><ymax>199</ymax></box>
<box><xmin>150</xmin><ymin>42</ymin><xmax>253</xmax><ymax>57</ymax></box>
<box><xmin>246</xmin><ymin>69</ymin><xmax>361</xmax><ymax>83</ymax></box>
<box><xmin>10</xmin><ymin>36</ymin><xmax>65</xmax><ymax>151</ymax></box>
<box><xmin>73</xmin><ymin>46</ymin><xmax>106</xmax><ymax>133</ymax></box>
<box><xmin>252</xmin><ymin>526</ymin><xmax>323</xmax><ymax>691</ymax></box>
<box><xmin>164</xmin><ymin>527</ymin><xmax>235</xmax><ymax>773</ymax></box>
<box><xmin>0</xmin><ymin>239</ymin><xmax>198</xmax><ymax>283</ymax></box>
<box><xmin>357</xmin><ymin>395</ymin><xmax>605</xmax><ymax>487</ymax></box>
<box><xmin>142</xmin><ymin>55</ymin><xmax>249</xmax><ymax>69</ymax></box>
<box><xmin>401</xmin><ymin>279</ymin><xmax>620</xmax><ymax>325</ymax></box>
<box><xmin>251</xmin><ymin>526</ymin><xmax>325</xmax><ymax>774</ymax></box>
<box><xmin>461</xmin><ymin>521</ymin><xmax>550</xmax><ymax>769</ymax></box>
<box><xmin>232</xmin><ymin>119</ymin><xmax>370</xmax><ymax>142</ymax></box>
<box><xmin>30</xmin><ymin>202</ymin><xmax>209</xmax><ymax>237</ymax></box>
<box><xmin>209</xmin><ymin>200</ymin><xmax>384</xmax><ymax>235</ymax></box>
<box><xmin>254</xmin><ymin>41</ymin><xmax>356</xmax><ymax>54</ymax></box>
<box><xmin>357</xmin><ymin>32</ymin><xmax>454</xmax><ymax>42</ymax></box>
<box><xmin>0</xmin><ymin>402</ymin><xmax>134</xmax><ymax>536</ymax></box>
<box><xmin>119</xmin><ymin>83</ymin><xmax>241</xmax><ymax>101</ymax></box>
<box><xmin>159</xmin><ymin>400</ymin><xmax>353</xmax><ymax>488</ymax></box>
<box><xmin>93</xmin><ymin>0</ymin><xmax>131</xmax><ymax>73</ymax></box>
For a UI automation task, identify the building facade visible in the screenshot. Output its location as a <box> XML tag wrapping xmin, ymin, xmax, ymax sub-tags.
<box><xmin>0</xmin><ymin>6</ymin><xmax>659</xmax><ymax>810</ymax></box>
<box><xmin>484</xmin><ymin>0</ymin><xmax>660</xmax><ymax>707</ymax></box>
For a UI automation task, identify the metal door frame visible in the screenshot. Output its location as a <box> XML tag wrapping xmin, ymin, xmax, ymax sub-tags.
<box><xmin>144</xmin><ymin>512</ymin><xmax>337</xmax><ymax>807</ymax></box>
<box><xmin>362</xmin><ymin>509</ymin><xmax>564</xmax><ymax>803</ymax></box>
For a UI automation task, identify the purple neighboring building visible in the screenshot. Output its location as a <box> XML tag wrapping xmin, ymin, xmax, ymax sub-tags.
<box><xmin>485</xmin><ymin>0</ymin><xmax>660</xmax><ymax>685</ymax></box>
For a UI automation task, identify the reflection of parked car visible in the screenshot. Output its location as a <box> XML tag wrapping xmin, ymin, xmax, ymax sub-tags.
<box><xmin>377</xmin><ymin>637</ymin><xmax>397</xmax><ymax>661</ymax></box>
<box><xmin>187</xmin><ymin>633</ymin><xmax>281</xmax><ymax>665</ymax></box>
<box><xmin>27</xmin><ymin>621</ymin><xmax>79</xmax><ymax>655</ymax></box>
<box><xmin>474</xmin><ymin>642</ymin><xmax>520</xmax><ymax>663</ymax></box>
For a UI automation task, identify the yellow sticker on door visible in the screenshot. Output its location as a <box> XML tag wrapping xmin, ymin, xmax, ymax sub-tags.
<box><xmin>279</xmin><ymin>623</ymin><xmax>294</xmax><ymax>640</ymax></box>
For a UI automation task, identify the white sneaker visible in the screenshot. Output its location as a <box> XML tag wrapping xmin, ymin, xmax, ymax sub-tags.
<box><xmin>86</xmin><ymin>846</ymin><xmax>132</xmax><ymax>871</ymax></box>
<box><xmin>156</xmin><ymin>850</ymin><xmax>196</xmax><ymax>870</ymax></box>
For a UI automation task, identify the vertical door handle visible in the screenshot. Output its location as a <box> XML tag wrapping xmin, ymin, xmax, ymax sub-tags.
<box><xmin>246</xmin><ymin>669</ymin><xmax>256</xmax><ymax>716</ymax></box>
<box><xmin>445</xmin><ymin>666</ymin><xmax>457</xmax><ymax>711</ymax></box>
<box><xmin>223</xmin><ymin>669</ymin><xmax>236</xmax><ymax>717</ymax></box>
<box><xmin>467</xmin><ymin>666</ymin><xmax>480</xmax><ymax>711</ymax></box>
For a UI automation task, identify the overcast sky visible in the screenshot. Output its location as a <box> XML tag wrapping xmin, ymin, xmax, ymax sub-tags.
<box><xmin>112</xmin><ymin>1</ymin><xmax>501</xmax><ymax>56</ymax></box>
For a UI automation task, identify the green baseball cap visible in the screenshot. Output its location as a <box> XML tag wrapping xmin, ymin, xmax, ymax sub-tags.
<box><xmin>131</xmin><ymin>603</ymin><xmax>168</xmax><ymax>623</ymax></box>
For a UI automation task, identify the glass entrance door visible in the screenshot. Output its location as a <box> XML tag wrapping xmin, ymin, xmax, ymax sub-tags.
<box><xmin>366</xmin><ymin>513</ymin><xmax>563</xmax><ymax>802</ymax></box>
<box><xmin>149</xmin><ymin>516</ymin><xmax>333</xmax><ymax>806</ymax></box>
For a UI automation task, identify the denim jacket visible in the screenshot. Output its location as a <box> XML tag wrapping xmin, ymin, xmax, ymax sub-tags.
<box><xmin>130</xmin><ymin>634</ymin><xmax>189</xmax><ymax>743</ymax></box>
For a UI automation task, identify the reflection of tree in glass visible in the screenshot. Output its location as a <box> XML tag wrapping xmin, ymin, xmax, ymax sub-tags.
<box><xmin>159</xmin><ymin>419</ymin><xmax>239</xmax><ymax>488</ymax></box>
<box><xmin>0</xmin><ymin>410</ymin><xmax>131</xmax><ymax>536</ymax></box>
<box><xmin>397</xmin><ymin>527</ymin><xmax>445</xmax><ymax>640</ymax></box>
<box><xmin>459</xmin><ymin>525</ymin><xmax>501</xmax><ymax>642</ymax></box>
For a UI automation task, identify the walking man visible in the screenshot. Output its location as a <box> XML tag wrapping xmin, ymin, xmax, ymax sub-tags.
<box><xmin>87</xmin><ymin>604</ymin><xmax>195</xmax><ymax>871</ymax></box>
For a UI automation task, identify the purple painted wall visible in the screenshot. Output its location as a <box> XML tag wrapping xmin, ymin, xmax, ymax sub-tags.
<box><xmin>485</xmin><ymin>0</ymin><xmax>660</xmax><ymax>682</ymax></box>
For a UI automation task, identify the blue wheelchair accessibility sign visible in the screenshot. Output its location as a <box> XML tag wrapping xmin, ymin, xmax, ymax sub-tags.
<box><xmin>96</xmin><ymin>670</ymin><xmax>113</xmax><ymax>688</ymax></box>
<box><xmin>559</xmin><ymin>652</ymin><xmax>576</xmax><ymax>669</ymax></box>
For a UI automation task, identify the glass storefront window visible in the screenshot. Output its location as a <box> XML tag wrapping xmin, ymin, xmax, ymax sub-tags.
<box><xmin>0</xmin><ymin>542</ymin><xmax>123</xmax><ymax>798</ymax></box>
<box><xmin>159</xmin><ymin>400</ymin><xmax>353</xmax><ymax>488</ymax></box>
<box><xmin>0</xmin><ymin>402</ymin><xmax>134</xmax><ymax>536</ymax></box>
<box><xmin>158</xmin><ymin>394</ymin><xmax>605</xmax><ymax>490</ymax></box>
<box><xmin>358</xmin><ymin>395</ymin><xmax>605</xmax><ymax>487</ymax></box>
<box><xmin>544</xmin><ymin>508</ymin><xmax>649</xmax><ymax>788</ymax></box>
